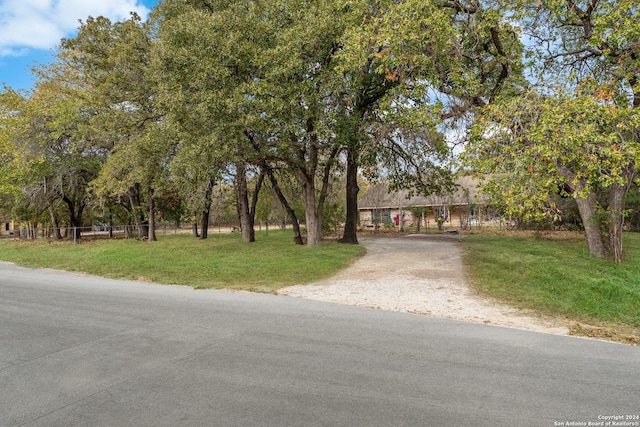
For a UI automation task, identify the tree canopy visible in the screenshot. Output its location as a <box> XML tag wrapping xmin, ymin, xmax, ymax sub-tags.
<box><xmin>466</xmin><ymin>0</ymin><xmax>640</xmax><ymax>262</ymax></box>
<box><xmin>0</xmin><ymin>0</ymin><xmax>637</xmax><ymax>262</ymax></box>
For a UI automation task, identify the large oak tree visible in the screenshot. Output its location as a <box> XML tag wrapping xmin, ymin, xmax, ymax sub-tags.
<box><xmin>467</xmin><ymin>0</ymin><xmax>640</xmax><ymax>262</ymax></box>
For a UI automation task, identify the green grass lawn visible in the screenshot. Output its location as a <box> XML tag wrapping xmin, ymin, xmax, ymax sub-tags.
<box><xmin>0</xmin><ymin>230</ymin><xmax>365</xmax><ymax>292</ymax></box>
<box><xmin>463</xmin><ymin>231</ymin><xmax>640</xmax><ymax>342</ymax></box>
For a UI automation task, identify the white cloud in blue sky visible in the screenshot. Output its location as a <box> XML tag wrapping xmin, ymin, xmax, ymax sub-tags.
<box><xmin>0</xmin><ymin>0</ymin><xmax>151</xmax><ymax>56</ymax></box>
<box><xmin>0</xmin><ymin>0</ymin><xmax>156</xmax><ymax>90</ymax></box>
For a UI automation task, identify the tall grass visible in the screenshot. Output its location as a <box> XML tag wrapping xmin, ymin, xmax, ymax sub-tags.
<box><xmin>0</xmin><ymin>230</ymin><xmax>365</xmax><ymax>292</ymax></box>
<box><xmin>463</xmin><ymin>232</ymin><xmax>640</xmax><ymax>328</ymax></box>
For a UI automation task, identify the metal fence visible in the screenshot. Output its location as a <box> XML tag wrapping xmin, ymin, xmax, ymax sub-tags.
<box><xmin>3</xmin><ymin>222</ymin><xmax>292</xmax><ymax>243</ymax></box>
<box><xmin>3</xmin><ymin>217</ymin><xmax>577</xmax><ymax>243</ymax></box>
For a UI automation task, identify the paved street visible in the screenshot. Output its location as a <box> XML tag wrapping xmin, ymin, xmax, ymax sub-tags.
<box><xmin>1</xmin><ymin>262</ymin><xmax>638</xmax><ymax>426</ymax></box>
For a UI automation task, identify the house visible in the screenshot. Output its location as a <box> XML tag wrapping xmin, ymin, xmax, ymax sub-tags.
<box><xmin>358</xmin><ymin>176</ymin><xmax>491</xmax><ymax>230</ymax></box>
<box><xmin>0</xmin><ymin>217</ymin><xmax>15</xmax><ymax>237</ymax></box>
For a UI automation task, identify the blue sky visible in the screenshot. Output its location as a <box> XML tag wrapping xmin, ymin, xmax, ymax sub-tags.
<box><xmin>0</xmin><ymin>0</ymin><xmax>159</xmax><ymax>91</ymax></box>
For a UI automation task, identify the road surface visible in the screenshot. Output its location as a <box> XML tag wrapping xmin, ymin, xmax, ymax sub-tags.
<box><xmin>1</xmin><ymin>262</ymin><xmax>638</xmax><ymax>426</ymax></box>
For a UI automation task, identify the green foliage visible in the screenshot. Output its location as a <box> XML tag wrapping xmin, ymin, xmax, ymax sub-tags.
<box><xmin>338</xmin><ymin>0</ymin><xmax>525</xmax><ymax>204</ymax></box>
<box><xmin>467</xmin><ymin>91</ymin><xmax>640</xmax><ymax>219</ymax></box>
<box><xmin>340</xmin><ymin>0</ymin><xmax>524</xmax><ymax>112</ymax></box>
<box><xmin>0</xmin><ymin>89</ymin><xmax>27</xmax><ymax>198</ymax></box>
<box><xmin>153</xmin><ymin>0</ymin><xmax>275</xmax><ymax>241</ymax></box>
<box><xmin>60</xmin><ymin>14</ymin><xmax>168</xmax><ymax>198</ymax></box>
<box><xmin>0</xmin><ymin>71</ymin><xmax>103</xmax><ymax>228</ymax></box>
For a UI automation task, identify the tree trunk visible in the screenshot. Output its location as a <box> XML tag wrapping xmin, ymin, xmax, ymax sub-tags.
<box><xmin>244</xmin><ymin>129</ymin><xmax>304</xmax><ymax>245</ymax></box>
<box><xmin>128</xmin><ymin>184</ymin><xmax>148</xmax><ymax>239</ymax></box>
<box><xmin>249</xmin><ymin>170</ymin><xmax>265</xmax><ymax>242</ymax></box>
<box><xmin>575</xmin><ymin>193</ymin><xmax>608</xmax><ymax>259</ymax></box>
<box><xmin>559</xmin><ymin>167</ymin><xmax>610</xmax><ymax>259</ymax></box>
<box><xmin>108</xmin><ymin>214</ymin><xmax>114</xmax><ymax>239</ymax></box>
<box><xmin>200</xmin><ymin>209</ymin><xmax>210</xmax><ymax>239</ymax></box>
<box><xmin>265</xmin><ymin>168</ymin><xmax>303</xmax><ymax>245</ymax></box>
<box><xmin>297</xmin><ymin>119</ymin><xmax>325</xmax><ymax>246</ymax></box>
<box><xmin>192</xmin><ymin>222</ymin><xmax>200</xmax><ymax>238</ymax></box>
<box><xmin>62</xmin><ymin>195</ymin><xmax>84</xmax><ymax>241</ymax></box>
<box><xmin>341</xmin><ymin>146</ymin><xmax>359</xmax><ymax>244</ymax></box>
<box><xmin>302</xmin><ymin>173</ymin><xmax>322</xmax><ymax>245</ymax></box>
<box><xmin>48</xmin><ymin>206</ymin><xmax>62</xmax><ymax>241</ymax></box>
<box><xmin>148</xmin><ymin>187</ymin><xmax>157</xmax><ymax>242</ymax></box>
<box><xmin>608</xmin><ymin>182</ymin><xmax>630</xmax><ymax>263</ymax></box>
<box><xmin>236</xmin><ymin>161</ymin><xmax>255</xmax><ymax>243</ymax></box>
<box><xmin>200</xmin><ymin>176</ymin><xmax>215</xmax><ymax>240</ymax></box>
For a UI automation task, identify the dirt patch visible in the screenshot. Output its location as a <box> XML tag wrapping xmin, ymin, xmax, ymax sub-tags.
<box><xmin>279</xmin><ymin>235</ymin><xmax>570</xmax><ymax>335</ymax></box>
<box><xmin>568</xmin><ymin>322</ymin><xmax>639</xmax><ymax>345</ymax></box>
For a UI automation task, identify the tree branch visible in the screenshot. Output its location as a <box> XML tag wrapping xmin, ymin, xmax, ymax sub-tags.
<box><xmin>440</xmin><ymin>0</ymin><xmax>478</xmax><ymax>14</ymax></box>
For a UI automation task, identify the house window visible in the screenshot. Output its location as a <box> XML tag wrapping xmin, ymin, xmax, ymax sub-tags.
<box><xmin>371</xmin><ymin>209</ymin><xmax>391</xmax><ymax>224</ymax></box>
<box><xmin>4</xmin><ymin>223</ymin><xmax>8</xmax><ymax>231</ymax></box>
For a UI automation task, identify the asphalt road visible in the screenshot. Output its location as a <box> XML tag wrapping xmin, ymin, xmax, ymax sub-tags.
<box><xmin>1</xmin><ymin>262</ymin><xmax>638</xmax><ymax>427</ymax></box>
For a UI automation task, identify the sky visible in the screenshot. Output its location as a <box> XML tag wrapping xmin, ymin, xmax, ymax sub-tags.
<box><xmin>0</xmin><ymin>0</ymin><xmax>159</xmax><ymax>91</ymax></box>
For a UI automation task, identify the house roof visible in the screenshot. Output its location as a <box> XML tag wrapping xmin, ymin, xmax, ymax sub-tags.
<box><xmin>359</xmin><ymin>175</ymin><xmax>487</xmax><ymax>209</ymax></box>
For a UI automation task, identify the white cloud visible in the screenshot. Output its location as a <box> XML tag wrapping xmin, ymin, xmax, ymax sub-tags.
<box><xmin>0</xmin><ymin>0</ymin><xmax>150</xmax><ymax>57</ymax></box>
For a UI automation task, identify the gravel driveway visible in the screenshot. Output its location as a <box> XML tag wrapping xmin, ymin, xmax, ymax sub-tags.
<box><xmin>279</xmin><ymin>235</ymin><xmax>569</xmax><ymax>335</ymax></box>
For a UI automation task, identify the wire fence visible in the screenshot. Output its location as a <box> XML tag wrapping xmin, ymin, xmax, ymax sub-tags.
<box><xmin>1</xmin><ymin>216</ymin><xmax>583</xmax><ymax>243</ymax></box>
<box><xmin>3</xmin><ymin>221</ymin><xmax>295</xmax><ymax>243</ymax></box>
<box><xmin>5</xmin><ymin>225</ymin><xmax>236</xmax><ymax>243</ymax></box>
